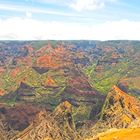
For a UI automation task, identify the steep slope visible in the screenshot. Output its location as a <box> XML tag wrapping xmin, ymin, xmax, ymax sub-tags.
<box><xmin>0</xmin><ymin>118</ymin><xmax>9</xmax><ymax>140</ymax></box>
<box><xmin>0</xmin><ymin>104</ymin><xmax>40</xmax><ymax>140</ymax></box>
<box><xmin>83</xmin><ymin>85</ymin><xmax>140</xmax><ymax>139</ymax></box>
<box><xmin>100</xmin><ymin>85</ymin><xmax>140</xmax><ymax>128</ymax></box>
<box><xmin>11</xmin><ymin>101</ymin><xmax>81</xmax><ymax>140</ymax></box>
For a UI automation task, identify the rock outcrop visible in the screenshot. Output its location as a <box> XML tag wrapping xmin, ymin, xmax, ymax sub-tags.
<box><xmin>82</xmin><ymin>85</ymin><xmax>140</xmax><ymax>139</ymax></box>
<box><xmin>11</xmin><ymin>101</ymin><xmax>81</xmax><ymax>140</ymax></box>
<box><xmin>101</xmin><ymin>85</ymin><xmax>140</xmax><ymax>128</ymax></box>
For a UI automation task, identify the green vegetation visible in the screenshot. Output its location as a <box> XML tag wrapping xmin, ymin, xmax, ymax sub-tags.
<box><xmin>0</xmin><ymin>40</ymin><xmax>140</xmax><ymax>123</ymax></box>
<box><xmin>31</xmin><ymin>40</ymin><xmax>58</xmax><ymax>50</ymax></box>
<box><xmin>83</xmin><ymin>60</ymin><xmax>132</xmax><ymax>94</ymax></box>
<box><xmin>73</xmin><ymin>105</ymin><xmax>92</xmax><ymax>121</ymax></box>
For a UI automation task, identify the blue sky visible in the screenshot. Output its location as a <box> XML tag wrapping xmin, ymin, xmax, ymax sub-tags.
<box><xmin>0</xmin><ymin>0</ymin><xmax>140</xmax><ymax>40</ymax></box>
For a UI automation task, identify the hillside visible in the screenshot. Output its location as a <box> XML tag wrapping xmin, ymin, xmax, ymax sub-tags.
<box><xmin>0</xmin><ymin>40</ymin><xmax>140</xmax><ymax>139</ymax></box>
<box><xmin>100</xmin><ymin>85</ymin><xmax>140</xmax><ymax>128</ymax></box>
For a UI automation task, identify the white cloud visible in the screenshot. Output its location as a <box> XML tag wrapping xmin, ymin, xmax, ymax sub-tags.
<box><xmin>70</xmin><ymin>0</ymin><xmax>116</xmax><ymax>11</ymax></box>
<box><xmin>26</xmin><ymin>11</ymin><xmax>32</xmax><ymax>18</ymax></box>
<box><xmin>0</xmin><ymin>17</ymin><xmax>140</xmax><ymax>40</ymax></box>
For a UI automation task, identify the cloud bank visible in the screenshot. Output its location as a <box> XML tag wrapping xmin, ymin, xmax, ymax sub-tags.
<box><xmin>0</xmin><ymin>17</ymin><xmax>140</xmax><ymax>40</ymax></box>
<box><xmin>70</xmin><ymin>0</ymin><xmax>116</xmax><ymax>11</ymax></box>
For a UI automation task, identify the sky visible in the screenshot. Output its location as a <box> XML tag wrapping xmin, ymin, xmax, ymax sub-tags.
<box><xmin>0</xmin><ymin>0</ymin><xmax>140</xmax><ymax>40</ymax></box>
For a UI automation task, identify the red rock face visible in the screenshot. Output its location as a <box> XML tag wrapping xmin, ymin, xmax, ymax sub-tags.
<box><xmin>16</xmin><ymin>56</ymin><xmax>33</xmax><ymax>66</ymax></box>
<box><xmin>35</xmin><ymin>44</ymin><xmax>73</xmax><ymax>69</ymax></box>
<box><xmin>35</xmin><ymin>46</ymin><xmax>48</xmax><ymax>57</ymax></box>
<box><xmin>43</xmin><ymin>76</ymin><xmax>56</xmax><ymax>86</ymax></box>
<box><xmin>0</xmin><ymin>67</ymin><xmax>5</xmax><ymax>74</ymax></box>
<box><xmin>0</xmin><ymin>89</ymin><xmax>5</xmax><ymax>96</ymax></box>
<box><xmin>111</xmin><ymin>52</ymin><xmax>120</xmax><ymax>59</ymax></box>
<box><xmin>10</xmin><ymin>67</ymin><xmax>20</xmax><ymax>77</ymax></box>
<box><xmin>36</xmin><ymin>54</ymin><xmax>55</xmax><ymax>67</ymax></box>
